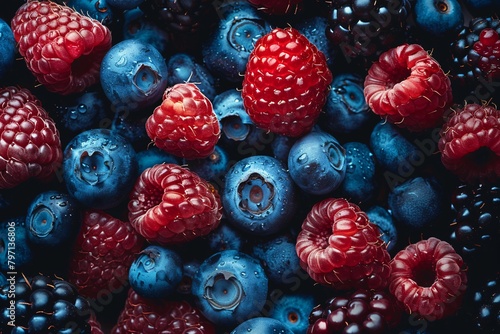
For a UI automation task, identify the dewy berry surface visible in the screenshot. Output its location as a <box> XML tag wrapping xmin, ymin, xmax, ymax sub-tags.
<box><xmin>1</xmin><ymin>0</ymin><xmax>499</xmax><ymax>333</ymax></box>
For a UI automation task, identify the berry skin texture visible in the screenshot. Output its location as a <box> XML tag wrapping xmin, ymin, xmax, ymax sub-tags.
<box><xmin>295</xmin><ymin>198</ymin><xmax>391</xmax><ymax>290</ymax></box>
<box><xmin>438</xmin><ymin>103</ymin><xmax>500</xmax><ymax>184</ymax></box>
<box><xmin>364</xmin><ymin>44</ymin><xmax>453</xmax><ymax>132</ymax></box>
<box><xmin>11</xmin><ymin>0</ymin><xmax>112</xmax><ymax>95</ymax></box>
<box><xmin>0</xmin><ymin>86</ymin><xmax>62</xmax><ymax>189</ymax></box>
<box><xmin>68</xmin><ymin>209</ymin><xmax>144</xmax><ymax>299</ymax></box>
<box><xmin>242</xmin><ymin>27</ymin><xmax>332</xmax><ymax>137</ymax></box>
<box><xmin>146</xmin><ymin>83</ymin><xmax>221</xmax><ymax>160</ymax></box>
<box><xmin>112</xmin><ymin>288</ymin><xmax>215</xmax><ymax>333</ymax></box>
<box><xmin>128</xmin><ymin>163</ymin><xmax>222</xmax><ymax>245</ymax></box>
<box><xmin>389</xmin><ymin>237</ymin><xmax>467</xmax><ymax>321</ymax></box>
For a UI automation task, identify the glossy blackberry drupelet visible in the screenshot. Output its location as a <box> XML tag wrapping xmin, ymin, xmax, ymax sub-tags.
<box><xmin>448</xmin><ymin>183</ymin><xmax>500</xmax><ymax>276</ymax></box>
<box><xmin>326</xmin><ymin>0</ymin><xmax>412</xmax><ymax>63</ymax></box>
<box><xmin>0</xmin><ymin>274</ymin><xmax>93</xmax><ymax>334</ymax></box>
<box><xmin>463</xmin><ymin>272</ymin><xmax>500</xmax><ymax>333</ymax></box>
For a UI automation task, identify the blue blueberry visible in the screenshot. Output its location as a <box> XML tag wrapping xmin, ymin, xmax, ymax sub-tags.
<box><xmin>222</xmin><ymin>155</ymin><xmax>297</xmax><ymax>236</ymax></box>
<box><xmin>167</xmin><ymin>53</ymin><xmax>217</xmax><ymax>101</ymax></box>
<box><xmin>337</xmin><ymin>141</ymin><xmax>377</xmax><ymax>205</ymax></box>
<box><xmin>320</xmin><ymin>73</ymin><xmax>375</xmax><ymax>135</ymax></box>
<box><xmin>366</xmin><ymin>205</ymin><xmax>398</xmax><ymax>253</ymax></box>
<box><xmin>213</xmin><ymin>89</ymin><xmax>254</xmax><ymax>141</ymax></box>
<box><xmin>186</xmin><ymin>145</ymin><xmax>230</xmax><ymax>184</ymax></box>
<box><xmin>271</xmin><ymin>135</ymin><xmax>297</xmax><ymax>167</ymax></box>
<box><xmin>0</xmin><ymin>272</ymin><xmax>6</xmax><ymax>287</ymax></box>
<box><xmin>369</xmin><ymin>121</ymin><xmax>423</xmax><ymax>189</ymax></box>
<box><xmin>62</xmin><ymin>0</ymin><xmax>114</xmax><ymax>25</ymax></box>
<box><xmin>107</xmin><ymin>0</ymin><xmax>145</xmax><ymax>10</ymax></box>
<box><xmin>0</xmin><ymin>18</ymin><xmax>16</xmax><ymax>80</ymax></box>
<box><xmin>0</xmin><ymin>217</ymin><xmax>33</xmax><ymax>272</ymax></box>
<box><xmin>251</xmin><ymin>235</ymin><xmax>301</xmax><ymax>286</ymax></box>
<box><xmin>269</xmin><ymin>293</ymin><xmax>315</xmax><ymax>334</ymax></box>
<box><xmin>62</xmin><ymin>128</ymin><xmax>137</xmax><ymax>210</ymax></box>
<box><xmin>295</xmin><ymin>16</ymin><xmax>336</xmax><ymax>68</ymax></box>
<box><xmin>100</xmin><ymin>39</ymin><xmax>168</xmax><ymax>114</ymax></box>
<box><xmin>388</xmin><ymin>176</ymin><xmax>443</xmax><ymax>230</ymax></box>
<box><xmin>129</xmin><ymin>245</ymin><xmax>183</xmax><ymax>299</ymax></box>
<box><xmin>177</xmin><ymin>259</ymin><xmax>201</xmax><ymax>295</ymax></box>
<box><xmin>25</xmin><ymin>190</ymin><xmax>82</xmax><ymax>248</ymax></box>
<box><xmin>463</xmin><ymin>0</ymin><xmax>499</xmax><ymax>12</ymax></box>
<box><xmin>192</xmin><ymin>249</ymin><xmax>268</xmax><ymax>328</ymax></box>
<box><xmin>110</xmin><ymin>113</ymin><xmax>149</xmax><ymax>146</ymax></box>
<box><xmin>202</xmin><ymin>2</ymin><xmax>272</xmax><ymax>82</ymax></box>
<box><xmin>123</xmin><ymin>8</ymin><xmax>170</xmax><ymax>55</ymax></box>
<box><xmin>413</xmin><ymin>0</ymin><xmax>464</xmax><ymax>37</ymax></box>
<box><xmin>205</xmin><ymin>220</ymin><xmax>245</xmax><ymax>253</ymax></box>
<box><xmin>135</xmin><ymin>147</ymin><xmax>180</xmax><ymax>175</ymax></box>
<box><xmin>231</xmin><ymin>317</ymin><xmax>293</xmax><ymax>334</ymax></box>
<box><xmin>287</xmin><ymin>129</ymin><xmax>346</xmax><ymax>196</ymax></box>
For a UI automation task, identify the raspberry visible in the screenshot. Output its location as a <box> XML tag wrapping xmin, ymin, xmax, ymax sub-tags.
<box><xmin>307</xmin><ymin>289</ymin><xmax>402</xmax><ymax>334</ymax></box>
<box><xmin>438</xmin><ymin>103</ymin><xmax>500</xmax><ymax>184</ymax></box>
<box><xmin>0</xmin><ymin>86</ymin><xmax>62</xmax><ymax>189</ymax></box>
<box><xmin>68</xmin><ymin>209</ymin><xmax>144</xmax><ymax>299</ymax></box>
<box><xmin>146</xmin><ymin>83</ymin><xmax>221</xmax><ymax>160</ymax></box>
<box><xmin>11</xmin><ymin>0</ymin><xmax>112</xmax><ymax>95</ymax></box>
<box><xmin>128</xmin><ymin>163</ymin><xmax>222</xmax><ymax>245</ymax></box>
<box><xmin>242</xmin><ymin>27</ymin><xmax>332</xmax><ymax>137</ymax></box>
<box><xmin>295</xmin><ymin>198</ymin><xmax>391</xmax><ymax>290</ymax></box>
<box><xmin>388</xmin><ymin>237</ymin><xmax>467</xmax><ymax>321</ymax></box>
<box><xmin>112</xmin><ymin>288</ymin><xmax>216</xmax><ymax>333</ymax></box>
<box><xmin>364</xmin><ymin>44</ymin><xmax>453</xmax><ymax>132</ymax></box>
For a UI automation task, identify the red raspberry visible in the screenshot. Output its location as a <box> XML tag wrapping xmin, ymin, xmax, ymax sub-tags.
<box><xmin>473</xmin><ymin>28</ymin><xmax>500</xmax><ymax>80</ymax></box>
<box><xmin>242</xmin><ymin>27</ymin><xmax>332</xmax><ymax>137</ymax></box>
<box><xmin>438</xmin><ymin>103</ymin><xmax>500</xmax><ymax>183</ymax></box>
<box><xmin>68</xmin><ymin>209</ymin><xmax>144</xmax><ymax>299</ymax></box>
<box><xmin>128</xmin><ymin>163</ymin><xmax>222</xmax><ymax>245</ymax></box>
<box><xmin>112</xmin><ymin>288</ymin><xmax>216</xmax><ymax>334</ymax></box>
<box><xmin>295</xmin><ymin>198</ymin><xmax>391</xmax><ymax>290</ymax></box>
<box><xmin>0</xmin><ymin>86</ymin><xmax>62</xmax><ymax>189</ymax></box>
<box><xmin>388</xmin><ymin>237</ymin><xmax>467</xmax><ymax>321</ymax></box>
<box><xmin>307</xmin><ymin>289</ymin><xmax>402</xmax><ymax>334</ymax></box>
<box><xmin>145</xmin><ymin>83</ymin><xmax>220</xmax><ymax>160</ymax></box>
<box><xmin>364</xmin><ymin>44</ymin><xmax>453</xmax><ymax>132</ymax></box>
<box><xmin>11</xmin><ymin>0</ymin><xmax>112</xmax><ymax>95</ymax></box>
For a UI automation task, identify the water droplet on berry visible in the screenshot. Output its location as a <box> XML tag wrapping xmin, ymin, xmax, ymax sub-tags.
<box><xmin>297</xmin><ymin>153</ymin><xmax>308</xmax><ymax>163</ymax></box>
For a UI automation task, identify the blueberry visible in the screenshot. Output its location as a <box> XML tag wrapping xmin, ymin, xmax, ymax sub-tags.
<box><xmin>100</xmin><ymin>39</ymin><xmax>168</xmax><ymax>114</ymax></box>
<box><xmin>192</xmin><ymin>249</ymin><xmax>268</xmax><ymax>328</ymax></box>
<box><xmin>110</xmin><ymin>113</ymin><xmax>149</xmax><ymax>146</ymax></box>
<box><xmin>167</xmin><ymin>53</ymin><xmax>217</xmax><ymax>100</ymax></box>
<box><xmin>64</xmin><ymin>0</ymin><xmax>114</xmax><ymax>26</ymax></box>
<box><xmin>62</xmin><ymin>128</ymin><xmax>137</xmax><ymax>210</ymax></box>
<box><xmin>177</xmin><ymin>259</ymin><xmax>201</xmax><ymax>295</ymax></box>
<box><xmin>320</xmin><ymin>73</ymin><xmax>375</xmax><ymax>135</ymax></box>
<box><xmin>222</xmin><ymin>155</ymin><xmax>297</xmax><ymax>236</ymax></box>
<box><xmin>269</xmin><ymin>293</ymin><xmax>315</xmax><ymax>334</ymax></box>
<box><xmin>369</xmin><ymin>121</ymin><xmax>422</xmax><ymax>188</ymax></box>
<box><xmin>135</xmin><ymin>147</ymin><xmax>180</xmax><ymax>175</ymax></box>
<box><xmin>0</xmin><ymin>18</ymin><xmax>16</xmax><ymax>80</ymax></box>
<box><xmin>337</xmin><ymin>141</ymin><xmax>377</xmax><ymax>204</ymax></box>
<box><xmin>413</xmin><ymin>0</ymin><xmax>464</xmax><ymax>38</ymax></box>
<box><xmin>213</xmin><ymin>89</ymin><xmax>254</xmax><ymax>141</ymax></box>
<box><xmin>366</xmin><ymin>205</ymin><xmax>398</xmax><ymax>253</ymax></box>
<box><xmin>129</xmin><ymin>245</ymin><xmax>183</xmax><ymax>299</ymax></box>
<box><xmin>295</xmin><ymin>16</ymin><xmax>336</xmax><ymax>68</ymax></box>
<box><xmin>251</xmin><ymin>235</ymin><xmax>301</xmax><ymax>286</ymax></box>
<box><xmin>388</xmin><ymin>176</ymin><xmax>444</xmax><ymax>230</ymax></box>
<box><xmin>287</xmin><ymin>129</ymin><xmax>346</xmax><ymax>196</ymax></box>
<box><xmin>0</xmin><ymin>217</ymin><xmax>33</xmax><ymax>272</ymax></box>
<box><xmin>205</xmin><ymin>220</ymin><xmax>245</xmax><ymax>253</ymax></box>
<box><xmin>271</xmin><ymin>135</ymin><xmax>297</xmax><ymax>167</ymax></box>
<box><xmin>0</xmin><ymin>272</ymin><xmax>6</xmax><ymax>287</ymax></box>
<box><xmin>122</xmin><ymin>8</ymin><xmax>170</xmax><ymax>55</ymax></box>
<box><xmin>202</xmin><ymin>2</ymin><xmax>272</xmax><ymax>82</ymax></box>
<box><xmin>107</xmin><ymin>0</ymin><xmax>145</xmax><ymax>10</ymax></box>
<box><xmin>26</xmin><ymin>190</ymin><xmax>82</xmax><ymax>248</ymax></box>
<box><xmin>230</xmin><ymin>317</ymin><xmax>293</xmax><ymax>334</ymax></box>
<box><xmin>187</xmin><ymin>145</ymin><xmax>230</xmax><ymax>184</ymax></box>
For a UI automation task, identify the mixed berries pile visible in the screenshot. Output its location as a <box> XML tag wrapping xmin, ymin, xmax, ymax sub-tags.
<box><xmin>0</xmin><ymin>0</ymin><xmax>499</xmax><ymax>333</ymax></box>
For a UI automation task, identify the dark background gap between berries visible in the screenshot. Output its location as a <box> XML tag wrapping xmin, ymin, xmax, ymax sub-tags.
<box><xmin>0</xmin><ymin>0</ymin><xmax>499</xmax><ymax>333</ymax></box>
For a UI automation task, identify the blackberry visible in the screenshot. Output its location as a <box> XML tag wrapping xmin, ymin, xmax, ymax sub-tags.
<box><xmin>448</xmin><ymin>183</ymin><xmax>500</xmax><ymax>276</ymax></box>
<box><xmin>326</xmin><ymin>0</ymin><xmax>412</xmax><ymax>63</ymax></box>
<box><xmin>449</xmin><ymin>17</ymin><xmax>500</xmax><ymax>97</ymax></box>
<box><xmin>0</xmin><ymin>274</ymin><xmax>93</xmax><ymax>333</ymax></box>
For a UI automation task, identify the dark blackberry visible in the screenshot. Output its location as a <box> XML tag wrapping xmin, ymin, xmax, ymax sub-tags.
<box><xmin>139</xmin><ymin>0</ymin><xmax>218</xmax><ymax>34</ymax></box>
<box><xmin>449</xmin><ymin>17</ymin><xmax>500</xmax><ymax>98</ymax></box>
<box><xmin>448</xmin><ymin>183</ymin><xmax>500</xmax><ymax>276</ymax></box>
<box><xmin>0</xmin><ymin>274</ymin><xmax>93</xmax><ymax>333</ymax></box>
<box><xmin>326</xmin><ymin>0</ymin><xmax>412</xmax><ymax>64</ymax></box>
<box><xmin>307</xmin><ymin>289</ymin><xmax>402</xmax><ymax>334</ymax></box>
